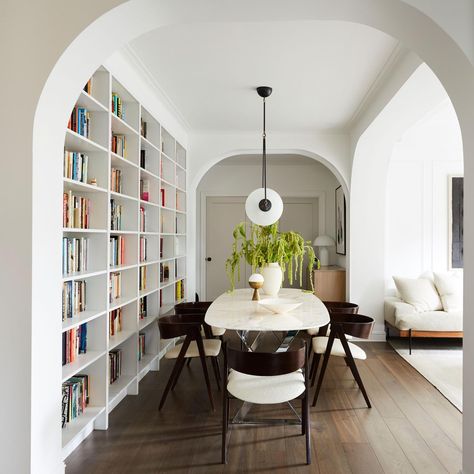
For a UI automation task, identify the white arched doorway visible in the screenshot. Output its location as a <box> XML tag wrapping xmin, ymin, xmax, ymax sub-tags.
<box><xmin>6</xmin><ymin>1</ymin><xmax>474</xmax><ymax>472</ymax></box>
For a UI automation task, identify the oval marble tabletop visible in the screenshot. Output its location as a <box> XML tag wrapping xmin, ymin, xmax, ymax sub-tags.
<box><xmin>205</xmin><ymin>288</ymin><xmax>330</xmax><ymax>332</ymax></box>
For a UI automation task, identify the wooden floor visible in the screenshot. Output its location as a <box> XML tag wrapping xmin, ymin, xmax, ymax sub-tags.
<box><xmin>65</xmin><ymin>342</ymin><xmax>462</xmax><ymax>474</ymax></box>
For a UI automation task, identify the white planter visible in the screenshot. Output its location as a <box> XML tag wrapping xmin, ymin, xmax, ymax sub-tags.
<box><xmin>261</xmin><ymin>263</ymin><xmax>283</xmax><ymax>296</ymax></box>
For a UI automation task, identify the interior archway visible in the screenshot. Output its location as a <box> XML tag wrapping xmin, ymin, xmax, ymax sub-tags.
<box><xmin>26</xmin><ymin>1</ymin><xmax>474</xmax><ymax>471</ymax></box>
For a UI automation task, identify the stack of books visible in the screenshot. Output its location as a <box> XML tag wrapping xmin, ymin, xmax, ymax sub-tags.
<box><xmin>62</xmin><ymin>280</ymin><xmax>86</xmax><ymax>320</ymax></box>
<box><xmin>109</xmin><ymin>272</ymin><xmax>122</xmax><ymax>303</ymax></box>
<box><xmin>110</xmin><ymin>200</ymin><xmax>122</xmax><ymax>230</ymax></box>
<box><xmin>62</xmin><ymin>323</ymin><xmax>87</xmax><ymax>366</ymax></box>
<box><xmin>111</xmin><ymin>92</ymin><xmax>124</xmax><ymax>119</ymax></box>
<box><xmin>62</xmin><ymin>237</ymin><xmax>88</xmax><ymax>275</ymax></box>
<box><xmin>109</xmin><ymin>308</ymin><xmax>122</xmax><ymax>337</ymax></box>
<box><xmin>109</xmin><ymin>350</ymin><xmax>122</xmax><ymax>384</ymax></box>
<box><xmin>139</xmin><ymin>266</ymin><xmax>147</xmax><ymax>291</ymax></box>
<box><xmin>139</xmin><ymin>296</ymin><xmax>147</xmax><ymax>320</ymax></box>
<box><xmin>111</xmin><ymin>134</ymin><xmax>126</xmax><ymax>157</ymax></box>
<box><xmin>138</xmin><ymin>333</ymin><xmax>145</xmax><ymax>361</ymax></box>
<box><xmin>64</xmin><ymin>151</ymin><xmax>89</xmax><ymax>183</ymax></box>
<box><xmin>109</xmin><ymin>235</ymin><xmax>125</xmax><ymax>267</ymax></box>
<box><xmin>110</xmin><ymin>168</ymin><xmax>123</xmax><ymax>193</ymax></box>
<box><xmin>62</xmin><ymin>374</ymin><xmax>89</xmax><ymax>428</ymax></box>
<box><xmin>63</xmin><ymin>191</ymin><xmax>90</xmax><ymax>229</ymax></box>
<box><xmin>139</xmin><ymin>237</ymin><xmax>147</xmax><ymax>262</ymax></box>
<box><xmin>68</xmin><ymin>106</ymin><xmax>90</xmax><ymax>138</ymax></box>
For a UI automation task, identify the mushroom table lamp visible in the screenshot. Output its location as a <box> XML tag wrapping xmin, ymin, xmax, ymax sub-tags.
<box><xmin>313</xmin><ymin>235</ymin><xmax>335</xmax><ymax>267</ymax></box>
<box><xmin>249</xmin><ymin>273</ymin><xmax>264</xmax><ymax>301</ymax></box>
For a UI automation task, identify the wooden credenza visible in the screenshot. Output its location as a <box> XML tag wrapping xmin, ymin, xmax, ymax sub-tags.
<box><xmin>312</xmin><ymin>266</ymin><xmax>346</xmax><ymax>301</ymax></box>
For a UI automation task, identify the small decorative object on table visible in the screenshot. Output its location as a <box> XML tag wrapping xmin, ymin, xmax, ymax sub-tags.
<box><xmin>89</xmin><ymin>178</ymin><xmax>97</xmax><ymax>186</ymax></box>
<box><xmin>248</xmin><ymin>273</ymin><xmax>264</xmax><ymax>301</ymax></box>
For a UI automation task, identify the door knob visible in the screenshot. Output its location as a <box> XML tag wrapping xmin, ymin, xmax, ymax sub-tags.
<box><xmin>205</xmin><ymin>257</ymin><xmax>212</xmax><ymax>262</ymax></box>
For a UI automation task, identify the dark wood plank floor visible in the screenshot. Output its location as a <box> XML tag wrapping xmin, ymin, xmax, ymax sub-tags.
<box><xmin>65</xmin><ymin>342</ymin><xmax>462</xmax><ymax>474</ymax></box>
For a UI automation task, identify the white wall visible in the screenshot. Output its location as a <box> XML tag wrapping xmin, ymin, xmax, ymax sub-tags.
<box><xmin>386</xmin><ymin>100</ymin><xmax>463</xmax><ymax>287</ymax></box>
<box><xmin>196</xmin><ymin>157</ymin><xmax>344</xmax><ymax>293</ymax></box>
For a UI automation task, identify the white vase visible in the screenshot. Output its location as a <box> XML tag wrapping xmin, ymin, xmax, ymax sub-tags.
<box><xmin>261</xmin><ymin>263</ymin><xmax>283</xmax><ymax>296</ymax></box>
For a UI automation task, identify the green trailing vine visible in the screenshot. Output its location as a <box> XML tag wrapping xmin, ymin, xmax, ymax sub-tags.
<box><xmin>225</xmin><ymin>221</ymin><xmax>319</xmax><ymax>291</ymax></box>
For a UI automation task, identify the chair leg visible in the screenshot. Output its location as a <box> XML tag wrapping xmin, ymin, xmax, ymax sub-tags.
<box><xmin>211</xmin><ymin>357</ymin><xmax>221</xmax><ymax>391</ymax></box>
<box><xmin>159</xmin><ymin>338</ymin><xmax>191</xmax><ymax>410</ymax></box>
<box><xmin>312</xmin><ymin>333</ymin><xmax>336</xmax><ymax>407</ymax></box>
<box><xmin>196</xmin><ymin>336</ymin><xmax>215</xmax><ymax>411</ymax></box>
<box><xmin>309</xmin><ymin>352</ymin><xmax>316</xmax><ymax>380</ymax></box>
<box><xmin>222</xmin><ymin>390</ymin><xmax>228</xmax><ymax>464</ymax></box>
<box><xmin>409</xmin><ymin>328</ymin><xmax>412</xmax><ymax>355</ymax></box>
<box><xmin>338</xmin><ymin>331</ymin><xmax>371</xmax><ymax>408</ymax></box>
<box><xmin>305</xmin><ymin>392</ymin><xmax>311</xmax><ymax>465</ymax></box>
<box><xmin>310</xmin><ymin>353</ymin><xmax>321</xmax><ymax>387</ymax></box>
<box><xmin>301</xmin><ymin>397</ymin><xmax>305</xmax><ymax>435</ymax></box>
<box><xmin>171</xmin><ymin>355</ymin><xmax>188</xmax><ymax>390</ymax></box>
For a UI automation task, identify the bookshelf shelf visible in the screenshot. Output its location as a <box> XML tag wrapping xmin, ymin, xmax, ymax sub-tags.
<box><xmin>61</xmin><ymin>66</ymin><xmax>187</xmax><ymax>459</ymax></box>
<box><xmin>62</xmin><ymin>310</ymin><xmax>106</xmax><ymax>333</ymax></box>
<box><xmin>62</xmin><ymin>351</ymin><xmax>106</xmax><ymax>383</ymax></box>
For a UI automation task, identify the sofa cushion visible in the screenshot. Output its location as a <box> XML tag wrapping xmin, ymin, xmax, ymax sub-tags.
<box><xmin>394</xmin><ymin>310</ymin><xmax>463</xmax><ymax>332</ymax></box>
<box><xmin>393</xmin><ymin>276</ymin><xmax>443</xmax><ymax>312</ymax></box>
<box><xmin>434</xmin><ymin>272</ymin><xmax>463</xmax><ymax>312</ymax></box>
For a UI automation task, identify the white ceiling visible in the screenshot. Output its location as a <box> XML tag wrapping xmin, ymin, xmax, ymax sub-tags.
<box><xmin>129</xmin><ymin>21</ymin><xmax>398</xmax><ymax>132</ymax></box>
<box><xmin>219</xmin><ymin>154</ymin><xmax>320</xmax><ymax>166</ymax></box>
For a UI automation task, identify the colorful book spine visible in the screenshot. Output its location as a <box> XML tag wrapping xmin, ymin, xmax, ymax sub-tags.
<box><xmin>140</xmin><ymin>149</ymin><xmax>146</xmax><ymax>169</ymax></box>
<box><xmin>110</xmin><ymin>199</ymin><xmax>123</xmax><ymax>231</ymax></box>
<box><xmin>138</xmin><ymin>333</ymin><xmax>145</xmax><ymax>361</ymax></box>
<box><xmin>111</xmin><ymin>92</ymin><xmax>125</xmax><ymax>120</ymax></box>
<box><xmin>63</xmin><ymin>151</ymin><xmax>89</xmax><ymax>184</ymax></box>
<box><xmin>62</xmin><ymin>280</ymin><xmax>86</xmax><ymax>320</ymax></box>
<box><xmin>111</xmin><ymin>134</ymin><xmax>126</xmax><ymax>158</ymax></box>
<box><xmin>139</xmin><ymin>296</ymin><xmax>147</xmax><ymax>320</ymax></box>
<box><xmin>62</xmin><ymin>237</ymin><xmax>89</xmax><ymax>274</ymax></box>
<box><xmin>108</xmin><ymin>272</ymin><xmax>122</xmax><ymax>303</ymax></box>
<box><xmin>139</xmin><ymin>266</ymin><xmax>147</xmax><ymax>291</ymax></box>
<box><xmin>139</xmin><ymin>206</ymin><xmax>146</xmax><ymax>232</ymax></box>
<box><xmin>109</xmin><ymin>349</ymin><xmax>122</xmax><ymax>384</ymax></box>
<box><xmin>110</xmin><ymin>168</ymin><xmax>122</xmax><ymax>193</ymax></box>
<box><xmin>109</xmin><ymin>308</ymin><xmax>122</xmax><ymax>337</ymax></box>
<box><xmin>140</xmin><ymin>118</ymin><xmax>147</xmax><ymax>139</ymax></box>
<box><xmin>139</xmin><ymin>237</ymin><xmax>147</xmax><ymax>262</ymax></box>
<box><xmin>63</xmin><ymin>191</ymin><xmax>90</xmax><ymax>229</ymax></box>
<box><xmin>62</xmin><ymin>374</ymin><xmax>89</xmax><ymax>428</ymax></box>
<box><xmin>62</xmin><ymin>323</ymin><xmax>87</xmax><ymax>366</ymax></box>
<box><xmin>68</xmin><ymin>106</ymin><xmax>90</xmax><ymax>138</ymax></box>
<box><xmin>140</xmin><ymin>179</ymin><xmax>149</xmax><ymax>201</ymax></box>
<box><xmin>160</xmin><ymin>188</ymin><xmax>165</xmax><ymax>207</ymax></box>
<box><xmin>109</xmin><ymin>235</ymin><xmax>125</xmax><ymax>266</ymax></box>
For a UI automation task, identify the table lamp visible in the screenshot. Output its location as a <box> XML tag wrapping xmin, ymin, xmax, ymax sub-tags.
<box><xmin>313</xmin><ymin>235</ymin><xmax>335</xmax><ymax>267</ymax></box>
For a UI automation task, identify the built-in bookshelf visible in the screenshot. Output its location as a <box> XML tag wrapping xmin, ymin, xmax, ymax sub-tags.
<box><xmin>61</xmin><ymin>66</ymin><xmax>186</xmax><ymax>459</ymax></box>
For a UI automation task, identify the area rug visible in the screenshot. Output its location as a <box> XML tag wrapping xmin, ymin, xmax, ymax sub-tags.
<box><xmin>388</xmin><ymin>339</ymin><xmax>463</xmax><ymax>411</ymax></box>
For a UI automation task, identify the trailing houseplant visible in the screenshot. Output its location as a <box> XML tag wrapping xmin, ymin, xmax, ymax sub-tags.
<box><xmin>225</xmin><ymin>221</ymin><xmax>318</xmax><ymax>292</ymax></box>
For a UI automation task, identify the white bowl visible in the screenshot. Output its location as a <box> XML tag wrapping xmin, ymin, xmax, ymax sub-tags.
<box><xmin>258</xmin><ymin>298</ymin><xmax>302</xmax><ymax>314</ymax></box>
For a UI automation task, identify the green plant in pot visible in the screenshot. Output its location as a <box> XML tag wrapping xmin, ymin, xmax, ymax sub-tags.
<box><xmin>225</xmin><ymin>221</ymin><xmax>317</xmax><ymax>296</ymax></box>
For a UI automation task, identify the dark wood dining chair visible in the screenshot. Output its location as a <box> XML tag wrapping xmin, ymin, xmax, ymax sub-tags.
<box><xmin>311</xmin><ymin>313</ymin><xmax>374</xmax><ymax>408</ymax></box>
<box><xmin>158</xmin><ymin>313</ymin><xmax>221</xmax><ymax>410</ymax></box>
<box><xmin>221</xmin><ymin>341</ymin><xmax>311</xmax><ymax>465</ymax></box>
<box><xmin>174</xmin><ymin>301</ymin><xmax>226</xmax><ymax>339</ymax></box>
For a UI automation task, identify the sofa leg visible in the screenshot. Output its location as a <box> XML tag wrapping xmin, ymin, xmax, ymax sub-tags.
<box><xmin>385</xmin><ymin>324</ymin><xmax>390</xmax><ymax>341</ymax></box>
<box><xmin>408</xmin><ymin>329</ymin><xmax>412</xmax><ymax>355</ymax></box>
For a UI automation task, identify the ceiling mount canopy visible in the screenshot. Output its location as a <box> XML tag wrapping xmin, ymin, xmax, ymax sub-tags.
<box><xmin>245</xmin><ymin>86</ymin><xmax>283</xmax><ymax>226</ymax></box>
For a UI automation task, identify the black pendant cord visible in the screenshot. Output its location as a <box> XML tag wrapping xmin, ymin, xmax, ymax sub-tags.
<box><xmin>262</xmin><ymin>97</ymin><xmax>267</xmax><ymax>201</ymax></box>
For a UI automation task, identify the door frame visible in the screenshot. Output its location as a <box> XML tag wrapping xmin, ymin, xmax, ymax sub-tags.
<box><xmin>199</xmin><ymin>191</ymin><xmax>326</xmax><ymax>299</ymax></box>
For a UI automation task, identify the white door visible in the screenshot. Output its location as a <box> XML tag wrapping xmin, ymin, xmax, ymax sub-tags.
<box><xmin>205</xmin><ymin>196</ymin><xmax>319</xmax><ymax>299</ymax></box>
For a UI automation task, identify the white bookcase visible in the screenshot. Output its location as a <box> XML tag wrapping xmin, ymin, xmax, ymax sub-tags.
<box><xmin>61</xmin><ymin>66</ymin><xmax>186</xmax><ymax>459</ymax></box>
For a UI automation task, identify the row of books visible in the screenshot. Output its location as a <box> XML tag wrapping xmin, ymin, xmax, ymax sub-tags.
<box><xmin>109</xmin><ymin>349</ymin><xmax>122</xmax><ymax>384</ymax></box>
<box><xmin>139</xmin><ymin>237</ymin><xmax>147</xmax><ymax>262</ymax></box>
<box><xmin>111</xmin><ymin>199</ymin><xmax>123</xmax><ymax>231</ymax></box>
<box><xmin>139</xmin><ymin>266</ymin><xmax>147</xmax><ymax>291</ymax></box>
<box><xmin>62</xmin><ymin>323</ymin><xmax>87</xmax><ymax>366</ymax></box>
<box><xmin>64</xmin><ymin>151</ymin><xmax>89</xmax><ymax>184</ymax></box>
<box><xmin>112</xmin><ymin>134</ymin><xmax>126</xmax><ymax>158</ymax></box>
<box><xmin>62</xmin><ymin>280</ymin><xmax>86</xmax><ymax>321</ymax></box>
<box><xmin>63</xmin><ymin>191</ymin><xmax>90</xmax><ymax>229</ymax></box>
<box><xmin>175</xmin><ymin>279</ymin><xmax>185</xmax><ymax>300</ymax></box>
<box><xmin>140</xmin><ymin>118</ymin><xmax>147</xmax><ymax>139</ymax></box>
<box><xmin>68</xmin><ymin>106</ymin><xmax>90</xmax><ymax>138</ymax></box>
<box><xmin>139</xmin><ymin>295</ymin><xmax>147</xmax><ymax>319</ymax></box>
<box><xmin>109</xmin><ymin>272</ymin><xmax>122</xmax><ymax>302</ymax></box>
<box><xmin>62</xmin><ymin>374</ymin><xmax>89</xmax><ymax>428</ymax></box>
<box><xmin>109</xmin><ymin>308</ymin><xmax>122</xmax><ymax>337</ymax></box>
<box><xmin>140</xmin><ymin>179</ymin><xmax>149</xmax><ymax>201</ymax></box>
<box><xmin>140</xmin><ymin>207</ymin><xmax>146</xmax><ymax>232</ymax></box>
<box><xmin>111</xmin><ymin>92</ymin><xmax>125</xmax><ymax>120</ymax></box>
<box><xmin>160</xmin><ymin>263</ymin><xmax>170</xmax><ymax>283</ymax></box>
<box><xmin>62</xmin><ymin>237</ymin><xmax>88</xmax><ymax>275</ymax></box>
<box><xmin>138</xmin><ymin>333</ymin><xmax>145</xmax><ymax>361</ymax></box>
<box><xmin>111</xmin><ymin>168</ymin><xmax>123</xmax><ymax>193</ymax></box>
<box><xmin>110</xmin><ymin>235</ymin><xmax>125</xmax><ymax>267</ymax></box>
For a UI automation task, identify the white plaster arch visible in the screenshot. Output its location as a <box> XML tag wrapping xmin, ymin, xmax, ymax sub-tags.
<box><xmin>22</xmin><ymin>1</ymin><xmax>474</xmax><ymax>472</ymax></box>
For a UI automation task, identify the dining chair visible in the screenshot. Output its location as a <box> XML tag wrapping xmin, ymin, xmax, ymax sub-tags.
<box><xmin>221</xmin><ymin>341</ymin><xmax>311</xmax><ymax>465</ymax></box>
<box><xmin>174</xmin><ymin>301</ymin><xmax>226</xmax><ymax>339</ymax></box>
<box><xmin>158</xmin><ymin>313</ymin><xmax>221</xmax><ymax>410</ymax></box>
<box><xmin>311</xmin><ymin>313</ymin><xmax>374</xmax><ymax>408</ymax></box>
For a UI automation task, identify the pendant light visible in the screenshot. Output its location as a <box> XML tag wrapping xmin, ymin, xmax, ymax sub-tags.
<box><xmin>245</xmin><ymin>86</ymin><xmax>284</xmax><ymax>226</ymax></box>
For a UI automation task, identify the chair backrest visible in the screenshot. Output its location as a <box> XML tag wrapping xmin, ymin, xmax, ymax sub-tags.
<box><xmin>174</xmin><ymin>301</ymin><xmax>213</xmax><ymax>315</ymax></box>
<box><xmin>329</xmin><ymin>313</ymin><xmax>374</xmax><ymax>339</ymax></box>
<box><xmin>158</xmin><ymin>313</ymin><xmax>205</xmax><ymax>339</ymax></box>
<box><xmin>323</xmin><ymin>301</ymin><xmax>359</xmax><ymax>314</ymax></box>
<box><xmin>225</xmin><ymin>342</ymin><xmax>306</xmax><ymax>377</ymax></box>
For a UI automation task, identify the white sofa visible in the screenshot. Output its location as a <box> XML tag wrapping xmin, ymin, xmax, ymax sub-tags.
<box><xmin>384</xmin><ymin>272</ymin><xmax>463</xmax><ymax>353</ymax></box>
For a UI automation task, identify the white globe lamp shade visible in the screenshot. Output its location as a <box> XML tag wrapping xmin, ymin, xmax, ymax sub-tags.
<box><xmin>312</xmin><ymin>235</ymin><xmax>335</xmax><ymax>267</ymax></box>
<box><xmin>245</xmin><ymin>187</ymin><xmax>283</xmax><ymax>226</ymax></box>
<box><xmin>248</xmin><ymin>273</ymin><xmax>264</xmax><ymax>283</ymax></box>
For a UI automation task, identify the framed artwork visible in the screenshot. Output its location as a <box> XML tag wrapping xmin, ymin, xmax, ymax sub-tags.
<box><xmin>335</xmin><ymin>185</ymin><xmax>346</xmax><ymax>255</ymax></box>
<box><xmin>449</xmin><ymin>176</ymin><xmax>463</xmax><ymax>268</ymax></box>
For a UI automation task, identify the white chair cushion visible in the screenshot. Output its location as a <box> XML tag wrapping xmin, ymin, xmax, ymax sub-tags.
<box><xmin>433</xmin><ymin>272</ymin><xmax>463</xmax><ymax>312</ymax></box>
<box><xmin>164</xmin><ymin>339</ymin><xmax>221</xmax><ymax>359</ymax></box>
<box><xmin>312</xmin><ymin>336</ymin><xmax>367</xmax><ymax>360</ymax></box>
<box><xmin>227</xmin><ymin>369</ymin><xmax>305</xmax><ymax>404</ymax></box>
<box><xmin>393</xmin><ymin>276</ymin><xmax>443</xmax><ymax>312</ymax></box>
<box><xmin>211</xmin><ymin>326</ymin><xmax>226</xmax><ymax>337</ymax></box>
